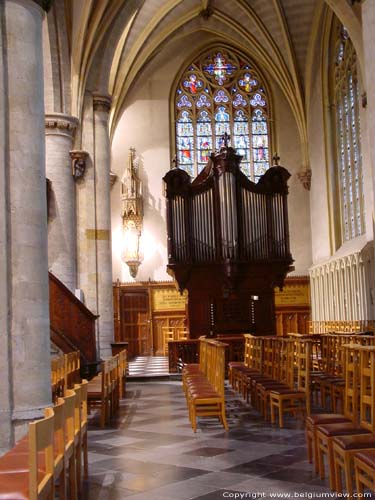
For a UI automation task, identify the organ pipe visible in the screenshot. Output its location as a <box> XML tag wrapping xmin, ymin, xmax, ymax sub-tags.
<box><xmin>163</xmin><ymin>144</ymin><xmax>292</xmax><ymax>266</ymax></box>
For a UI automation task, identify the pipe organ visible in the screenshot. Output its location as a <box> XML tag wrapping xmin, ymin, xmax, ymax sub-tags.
<box><xmin>163</xmin><ymin>143</ymin><xmax>294</xmax><ymax>337</ymax></box>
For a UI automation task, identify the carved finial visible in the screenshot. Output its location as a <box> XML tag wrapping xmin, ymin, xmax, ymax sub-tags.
<box><xmin>272</xmin><ymin>153</ymin><xmax>280</xmax><ymax>166</ymax></box>
<box><xmin>172</xmin><ymin>155</ymin><xmax>178</xmax><ymax>169</ymax></box>
<box><xmin>222</xmin><ymin>132</ymin><xmax>231</xmax><ymax>148</ymax></box>
<box><xmin>70</xmin><ymin>150</ymin><xmax>89</xmax><ymax>180</ymax></box>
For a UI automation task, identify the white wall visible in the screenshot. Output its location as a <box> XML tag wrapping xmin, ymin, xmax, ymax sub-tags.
<box><xmin>307</xmin><ymin>20</ymin><xmax>374</xmax><ymax>267</ymax></box>
<box><xmin>111</xmin><ymin>37</ymin><xmax>313</xmax><ymax>281</ymax></box>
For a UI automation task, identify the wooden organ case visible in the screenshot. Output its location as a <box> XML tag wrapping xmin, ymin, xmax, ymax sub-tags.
<box><xmin>163</xmin><ymin>143</ymin><xmax>294</xmax><ymax>338</ymax></box>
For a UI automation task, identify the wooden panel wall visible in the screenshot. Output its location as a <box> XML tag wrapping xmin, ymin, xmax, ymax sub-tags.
<box><xmin>274</xmin><ymin>276</ymin><xmax>310</xmax><ymax>335</ymax></box>
<box><xmin>49</xmin><ymin>272</ymin><xmax>98</xmax><ymax>362</ymax></box>
<box><xmin>113</xmin><ymin>277</ymin><xmax>311</xmax><ymax>356</ymax></box>
<box><xmin>113</xmin><ymin>281</ymin><xmax>187</xmax><ymax>357</ymax></box>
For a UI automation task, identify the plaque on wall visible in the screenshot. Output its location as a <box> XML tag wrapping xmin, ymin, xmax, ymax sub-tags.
<box><xmin>152</xmin><ymin>288</ymin><xmax>188</xmax><ymax>312</ymax></box>
<box><xmin>274</xmin><ymin>282</ymin><xmax>310</xmax><ymax>307</ymax></box>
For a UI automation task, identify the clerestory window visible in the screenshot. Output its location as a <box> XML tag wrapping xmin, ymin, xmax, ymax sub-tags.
<box><xmin>332</xmin><ymin>25</ymin><xmax>365</xmax><ymax>241</ymax></box>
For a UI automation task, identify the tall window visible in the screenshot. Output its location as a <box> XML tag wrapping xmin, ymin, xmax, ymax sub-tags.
<box><xmin>175</xmin><ymin>48</ymin><xmax>271</xmax><ymax>181</ymax></box>
<box><xmin>333</xmin><ymin>25</ymin><xmax>365</xmax><ymax>241</ymax></box>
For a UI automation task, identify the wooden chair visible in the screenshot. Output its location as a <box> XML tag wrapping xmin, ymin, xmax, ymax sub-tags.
<box><xmin>51</xmin><ymin>355</ymin><xmax>65</xmax><ymax>403</ymax></box>
<box><xmin>61</xmin><ymin>389</ymin><xmax>78</xmax><ymax>500</ymax></box>
<box><xmin>50</xmin><ymin>398</ymin><xmax>66</xmax><ymax>499</ymax></box>
<box><xmin>177</xmin><ymin>328</ymin><xmax>188</xmax><ymax>341</ymax></box>
<box><xmin>0</xmin><ymin>407</ymin><xmax>55</xmax><ymax>500</ymax></box>
<box><xmin>228</xmin><ymin>334</ymin><xmax>250</xmax><ymax>390</ymax></box>
<box><xmin>79</xmin><ymin>380</ymin><xmax>89</xmax><ymax>481</ymax></box>
<box><xmin>163</xmin><ymin>328</ymin><xmax>175</xmax><ymax>356</ymax></box>
<box><xmin>108</xmin><ymin>355</ymin><xmax>120</xmax><ymax>419</ymax></box>
<box><xmin>185</xmin><ymin>340</ymin><xmax>228</xmax><ymax>432</ymax></box>
<box><xmin>331</xmin><ymin>346</ymin><xmax>375</xmax><ymax>494</ymax></box>
<box><xmin>118</xmin><ymin>349</ymin><xmax>127</xmax><ymax>399</ymax></box>
<box><xmin>315</xmin><ymin>345</ymin><xmax>372</xmax><ymax>491</ymax></box>
<box><xmin>256</xmin><ymin>338</ymin><xmax>290</xmax><ymax>418</ymax></box>
<box><xmin>72</xmin><ymin>384</ymin><xmax>82</xmax><ymax>494</ymax></box>
<box><xmin>354</xmin><ymin>451</ymin><xmax>375</xmax><ymax>495</ymax></box>
<box><xmin>269</xmin><ymin>340</ymin><xmax>311</xmax><ymax>428</ymax></box>
<box><xmin>87</xmin><ymin>359</ymin><xmax>110</xmax><ymax>427</ymax></box>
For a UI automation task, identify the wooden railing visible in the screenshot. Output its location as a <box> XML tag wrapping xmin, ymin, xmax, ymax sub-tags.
<box><xmin>168</xmin><ymin>335</ymin><xmax>245</xmax><ymax>374</ymax></box>
<box><xmin>168</xmin><ymin>340</ymin><xmax>199</xmax><ymax>373</ymax></box>
<box><xmin>49</xmin><ymin>273</ymin><xmax>99</xmax><ymax>376</ymax></box>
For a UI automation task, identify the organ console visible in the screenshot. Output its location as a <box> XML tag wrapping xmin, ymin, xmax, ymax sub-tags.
<box><xmin>163</xmin><ymin>138</ymin><xmax>294</xmax><ymax>337</ymax></box>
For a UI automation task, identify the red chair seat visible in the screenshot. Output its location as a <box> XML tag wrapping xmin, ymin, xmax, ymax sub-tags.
<box><xmin>333</xmin><ymin>434</ymin><xmax>375</xmax><ymax>450</ymax></box>
<box><xmin>258</xmin><ymin>382</ymin><xmax>288</xmax><ymax>389</ymax></box>
<box><xmin>0</xmin><ymin>470</ymin><xmax>49</xmax><ymax>500</ymax></box>
<box><xmin>306</xmin><ymin>414</ymin><xmax>350</xmax><ymax>426</ymax></box>
<box><xmin>190</xmin><ymin>391</ymin><xmax>219</xmax><ymax>399</ymax></box>
<box><xmin>270</xmin><ymin>389</ymin><xmax>305</xmax><ymax>396</ymax></box>
<box><xmin>317</xmin><ymin>422</ymin><xmax>370</xmax><ymax>437</ymax></box>
<box><xmin>355</xmin><ymin>450</ymin><xmax>375</xmax><ymax>469</ymax></box>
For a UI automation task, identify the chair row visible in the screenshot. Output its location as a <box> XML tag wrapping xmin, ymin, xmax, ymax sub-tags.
<box><xmin>51</xmin><ymin>351</ymin><xmax>81</xmax><ymax>403</ymax></box>
<box><xmin>308</xmin><ymin>320</ymin><xmax>375</xmax><ymax>334</ymax></box>
<box><xmin>306</xmin><ymin>344</ymin><xmax>375</xmax><ymax>496</ymax></box>
<box><xmin>311</xmin><ymin>333</ymin><xmax>375</xmax><ymax>414</ymax></box>
<box><xmin>182</xmin><ymin>338</ymin><xmax>228</xmax><ymax>432</ymax></box>
<box><xmin>87</xmin><ymin>350</ymin><xmax>127</xmax><ymax>428</ymax></box>
<box><xmin>0</xmin><ymin>380</ymin><xmax>88</xmax><ymax>500</ymax></box>
<box><xmin>229</xmin><ymin>335</ymin><xmax>311</xmax><ymax>428</ymax></box>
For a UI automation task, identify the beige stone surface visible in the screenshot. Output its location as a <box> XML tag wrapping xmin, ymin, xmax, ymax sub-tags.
<box><xmin>1</xmin><ymin>0</ymin><xmax>51</xmax><ymax>449</ymax></box>
<box><xmin>45</xmin><ymin>113</ymin><xmax>79</xmax><ymax>291</ymax></box>
<box><xmin>93</xmin><ymin>95</ymin><xmax>115</xmax><ymax>358</ymax></box>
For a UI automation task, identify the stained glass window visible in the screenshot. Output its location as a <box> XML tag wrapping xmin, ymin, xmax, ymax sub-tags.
<box><xmin>333</xmin><ymin>26</ymin><xmax>365</xmax><ymax>241</ymax></box>
<box><xmin>175</xmin><ymin>48</ymin><xmax>271</xmax><ymax>180</ymax></box>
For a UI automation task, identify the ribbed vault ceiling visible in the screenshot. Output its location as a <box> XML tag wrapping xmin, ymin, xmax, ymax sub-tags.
<box><xmin>62</xmin><ymin>0</ymin><xmax>363</xmax><ymax>170</ymax></box>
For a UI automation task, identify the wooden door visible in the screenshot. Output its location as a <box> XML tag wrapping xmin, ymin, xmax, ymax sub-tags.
<box><xmin>120</xmin><ymin>290</ymin><xmax>151</xmax><ymax>357</ymax></box>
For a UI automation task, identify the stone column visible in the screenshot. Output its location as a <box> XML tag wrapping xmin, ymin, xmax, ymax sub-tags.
<box><xmin>93</xmin><ymin>94</ymin><xmax>114</xmax><ymax>358</ymax></box>
<box><xmin>45</xmin><ymin>113</ymin><xmax>78</xmax><ymax>291</ymax></box>
<box><xmin>1</xmin><ymin>0</ymin><xmax>51</xmax><ymax>446</ymax></box>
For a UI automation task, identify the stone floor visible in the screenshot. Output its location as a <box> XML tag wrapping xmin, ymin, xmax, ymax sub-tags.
<box><xmin>83</xmin><ymin>381</ymin><xmax>333</xmax><ymax>500</ymax></box>
<box><xmin>128</xmin><ymin>356</ymin><xmax>169</xmax><ymax>378</ymax></box>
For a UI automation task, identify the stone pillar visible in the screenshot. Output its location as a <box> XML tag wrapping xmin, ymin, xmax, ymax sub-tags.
<box><xmin>1</xmin><ymin>0</ymin><xmax>51</xmax><ymax>446</ymax></box>
<box><xmin>93</xmin><ymin>94</ymin><xmax>114</xmax><ymax>358</ymax></box>
<box><xmin>45</xmin><ymin>113</ymin><xmax>79</xmax><ymax>291</ymax></box>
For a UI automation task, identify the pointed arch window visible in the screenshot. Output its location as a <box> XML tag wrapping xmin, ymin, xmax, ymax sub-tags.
<box><xmin>175</xmin><ymin>49</ymin><xmax>271</xmax><ymax>181</ymax></box>
<box><xmin>333</xmin><ymin>26</ymin><xmax>365</xmax><ymax>241</ymax></box>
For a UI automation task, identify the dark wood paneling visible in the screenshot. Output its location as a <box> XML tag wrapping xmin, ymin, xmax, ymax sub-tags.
<box><xmin>49</xmin><ymin>272</ymin><xmax>98</xmax><ymax>363</ymax></box>
<box><xmin>164</xmin><ymin>153</ymin><xmax>294</xmax><ymax>338</ymax></box>
<box><xmin>119</xmin><ymin>290</ymin><xmax>151</xmax><ymax>357</ymax></box>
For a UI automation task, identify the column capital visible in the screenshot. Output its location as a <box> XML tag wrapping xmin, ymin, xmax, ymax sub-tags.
<box><xmin>93</xmin><ymin>93</ymin><xmax>112</xmax><ymax>113</ymax></box>
<box><xmin>45</xmin><ymin>113</ymin><xmax>79</xmax><ymax>138</ymax></box>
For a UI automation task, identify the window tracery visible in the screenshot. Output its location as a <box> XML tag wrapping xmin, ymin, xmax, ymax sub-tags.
<box><xmin>333</xmin><ymin>26</ymin><xmax>365</xmax><ymax>241</ymax></box>
<box><xmin>175</xmin><ymin>48</ymin><xmax>271</xmax><ymax>181</ymax></box>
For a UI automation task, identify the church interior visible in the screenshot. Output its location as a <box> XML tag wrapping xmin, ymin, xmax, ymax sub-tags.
<box><xmin>2</xmin><ymin>0</ymin><xmax>375</xmax><ymax>498</ymax></box>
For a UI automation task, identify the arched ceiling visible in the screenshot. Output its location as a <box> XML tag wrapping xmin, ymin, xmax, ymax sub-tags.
<box><xmin>62</xmin><ymin>0</ymin><xmax>363</xmax><ymax>171</ymax></box>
